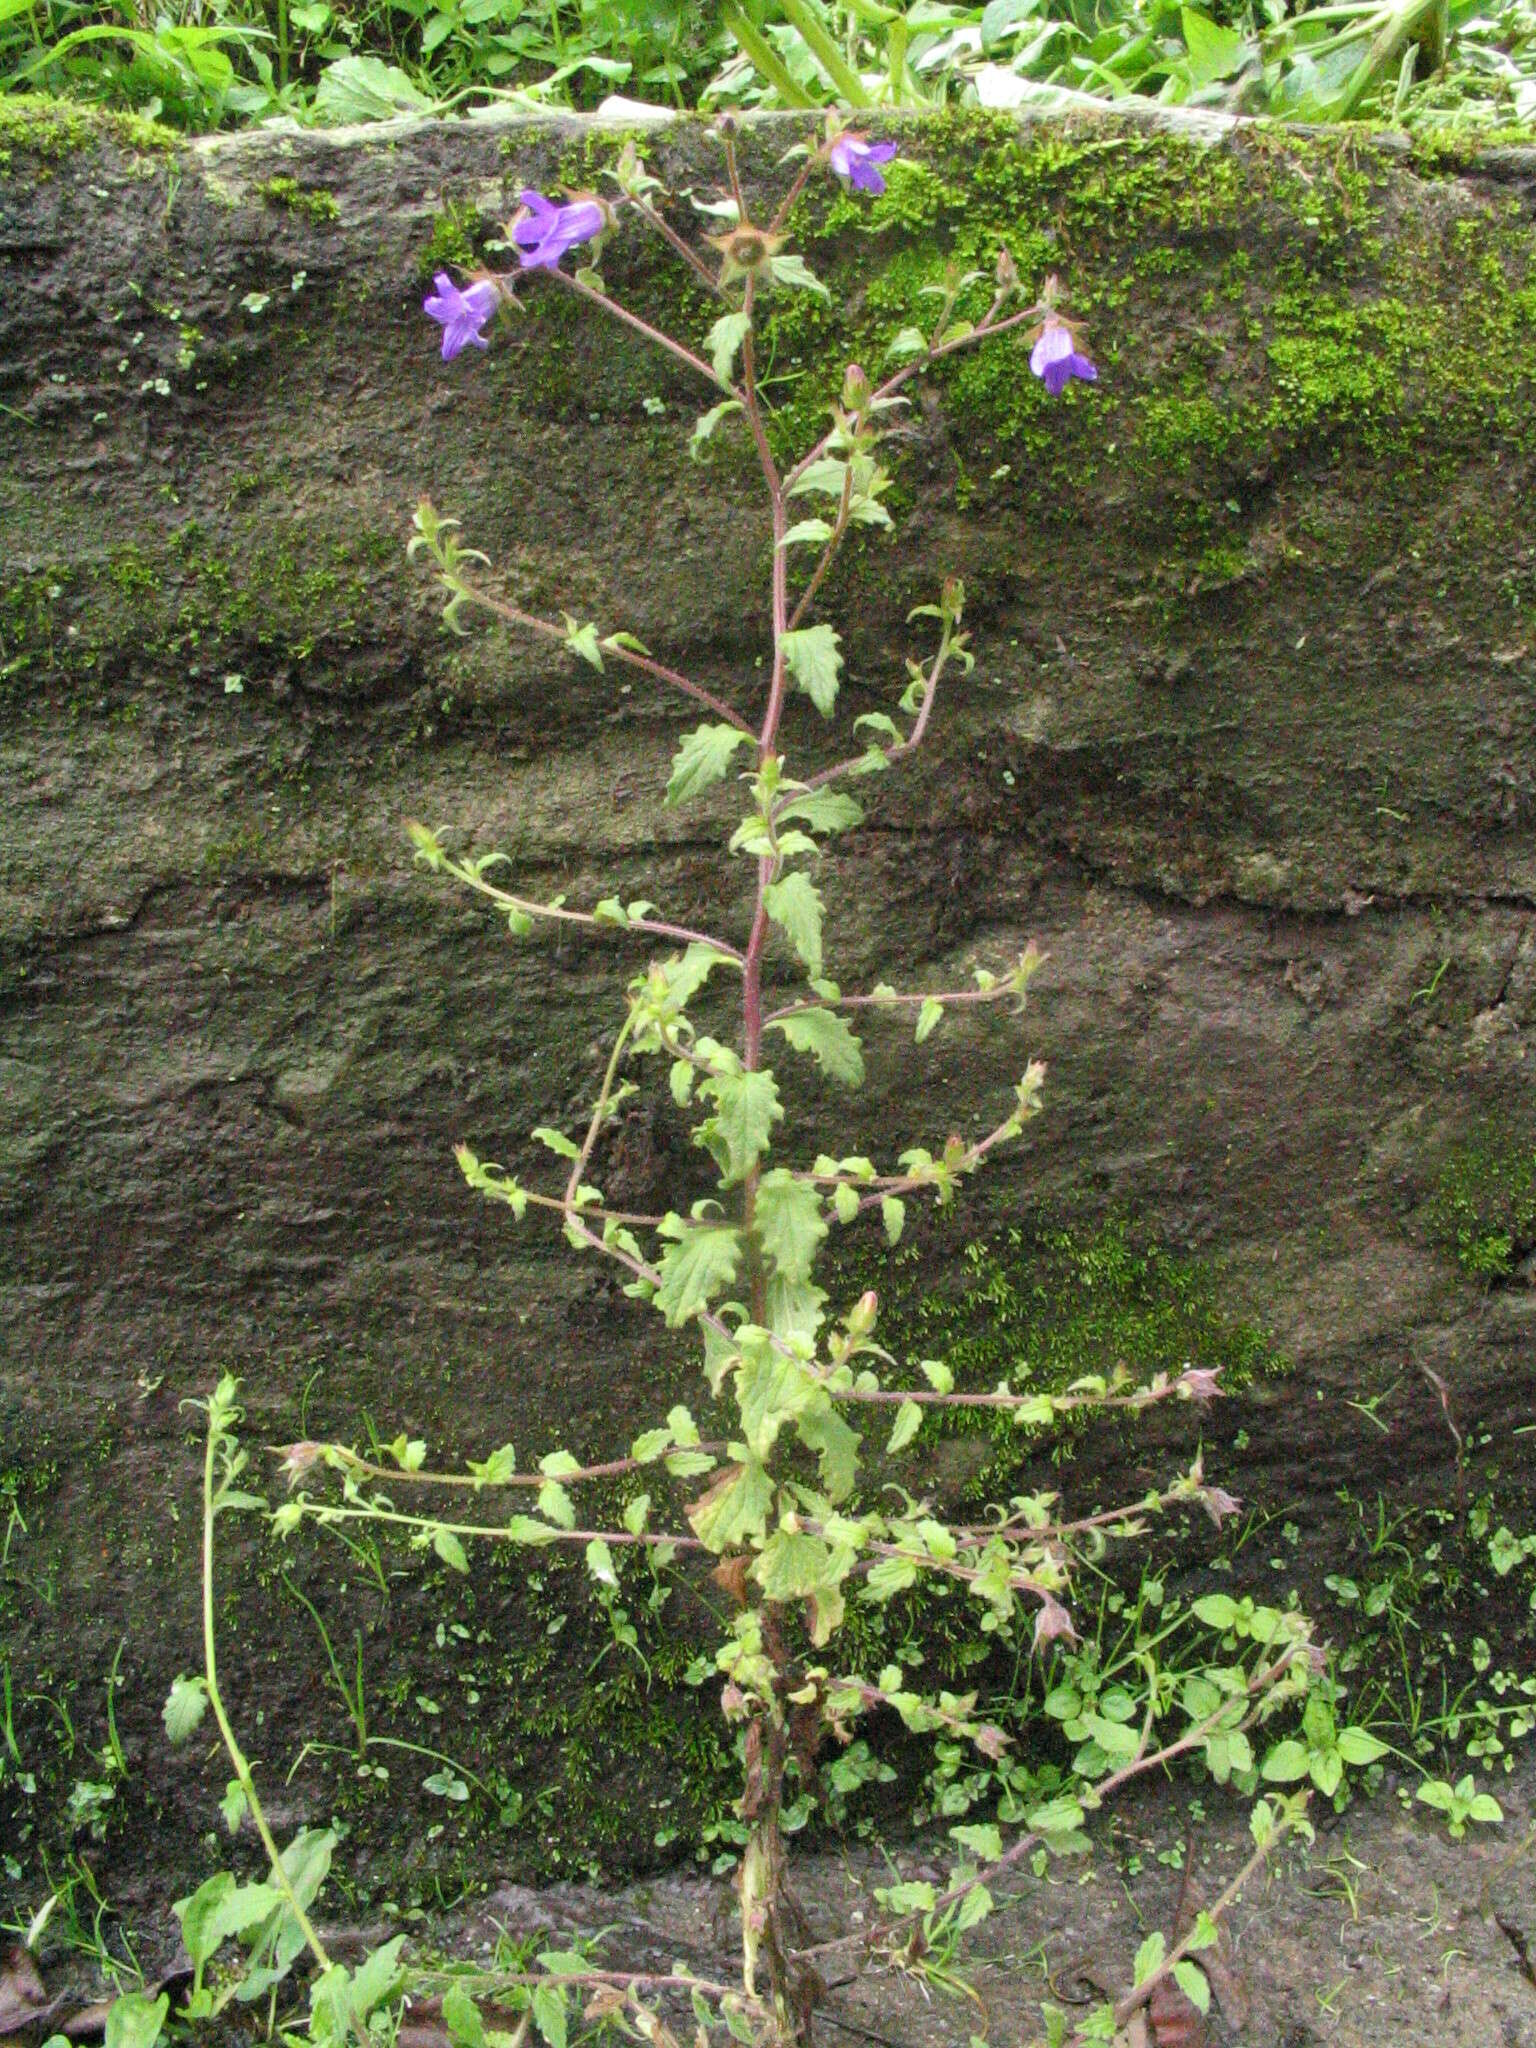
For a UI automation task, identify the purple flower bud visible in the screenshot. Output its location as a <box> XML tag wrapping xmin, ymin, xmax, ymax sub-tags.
<box><xmin>422</xmin><ymin>272</ymin><xmax>500</xmax><ymax>360</ymax></box>
<box><xmin>1030</xmin><ymin>312</ymin><xmax>1097</xmax><ymax>397</ymax></box>
<box><xmin>1198</xmin><ymin>1484</ymin><xmax>1242</xmax><ymax>1529</ymax></box>
<box><xmin>1177</xmin><ymin>1366</ymin><xmax>1225</xmax><ymax>1401</ymax></box>
<box><xmin>510</xmin><ymin>188</ymin><xmax>605</xmax><ymax>271</ymax></box>
<box><xmin>1033</xmin><ymin>1592</ymin><xmax>1078</xmax><ymax>1650</ymax></box>
<box><xmin>828</xmin><ymin>134</ymin><xmax>899</xmax><ymax>197</ymax></box>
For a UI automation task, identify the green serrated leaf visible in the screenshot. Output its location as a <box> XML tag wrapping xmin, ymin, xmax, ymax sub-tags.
<box><xmin>561</xmin><ymin>613</ymin><xmax>605</xmax><ymax>672</ymax></box>
<box><xmin>881</xmin><ymin>1195</ymin><xmax>906</xmax><ymax>1245</ymax></box>
<box><xmin>781</xmin><ymin>517</ymin><xmax>835</xmax><ymax>548</ymax></box>
<box><xmin>768</xmin><ymin>1006</ymin><xmax>864</xmax><ymax>1084</ymax></box>
<box><xmin>753</xmin><ymin>1168</ymin><xmax>827</xmax><ymax>1284</ymax></box>
<box><xmin>736</xmin><ymin>1343</ymin><xmax>822</xmax><ymax>1458</ymax></box>
<box><xmin>779</xmin><ymin>624</ymin><xmax>842</xmax><ymax>716</ymax></box>
<box><xmin>705</xmin><ymin>309</ymin><xmax>751</xmax><ymax>385</ymax></box>
<box><xmin>537</xmin><ymin>1479</ymin><xmax>576</xmax><ymax>1529</ymax></box>
<box><xmin>770</xmin><ymin>252</ymin><xmax>830</xmax><ymax>299</ymax></box>
<box><xmin>698</xmin><ymin>1068</ymin><xmax>782</xmax><ymax>1182</ymax></box>
<box><xmin>654</xmin><ymin>1220</ymin><xmax>743</xmax><ymax>1325</ymax></box>
<box><xmin>530</xmin><ymin>1125</ymin><xmax>580</xmax><ymax>1160</ymax></box>
<box><xmin>887</xmin><ymin>1400</ymin><xmax>922</xmax><ymax>1454</ymax></box>
<box><xmin>666</xmin><ymin>722</ymin><xmax>752</xmax><ymax>807</ymax></box>
<box><xmin>763</xmin><ymin>872</ymin><xmax>824</xmax><ymax>976</ymax></box>
<box><xmin>442</xmin><ymin>1985</ymin><xmax>487</xmax><ymax>2048</ymax></box>
<box><xmin>686</xmin><ymin>1459</ymin><xmax>774</xmax><ymax>1550</ymax></box>
<box><xmin>915</xmin><ymin>996</ymin><xmax>944</xmax><ymax>1043</ymax></box>
<box><xmin>433</xmin><ymin>1526</ymin><xmax>469</xmax><ymax>1573</ymax></box>
<box><xmin>162</xmin><ymin>1675</ymin><xmax>208</xmax><ymax>1746</ymax></box>
<box><xmin>753</xmin><ymin>1527</ymin><xmax>836</xmax><ymax>1601</ymax></box>
<box><xmin>104</xmin><ymin>1992</ymin><xmax>170</xmax><ymax>2048</ymax></box>
<box><xmin>775</xmin><ymin>790</ymin><xmax>864</xmax><ymax>835</ymax></box>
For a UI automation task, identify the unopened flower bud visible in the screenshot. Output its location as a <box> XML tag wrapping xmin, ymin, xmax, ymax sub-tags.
<box><xmin>847</xmin><ymin>1290</ymin><xmax>879</xmax><ymax>1338</ymax></box>
<box><xmin>841</xmin><ymin>362</ymin><xmax>872</xmax><ymax>414</ymax></box>
<box><xmin>279</xmin><ymin>1440</ymin><xmax>323</xmax><ymax>1484</ymax></box>
<box><xmin>941</xmin><ymin>575</ymin><xmax>965</xmax><ymax>624</ymax></box>
<box><xmin>995</xmin><ymin>243</ymin><xmax>1020</xmax><ymax>295</ymax></box>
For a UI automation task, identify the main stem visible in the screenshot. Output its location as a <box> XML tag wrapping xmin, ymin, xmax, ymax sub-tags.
<box><xmin>732</xmin><ymin>260</ymin><xmax>808</xmax><ymax>2042</ymax></box>
<box><xmin>201</xmin><ymin>1415</ymin><xmax>334</xmax><ymax>1982</ymax></box>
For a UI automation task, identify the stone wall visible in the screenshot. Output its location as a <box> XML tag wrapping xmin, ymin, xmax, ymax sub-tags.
<box><xmin>3</xmin><ymin>95</ymin><xmax>1535</xmax><ymax>1900</ymax></box>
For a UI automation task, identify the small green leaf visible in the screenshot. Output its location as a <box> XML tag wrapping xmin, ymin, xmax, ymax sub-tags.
<box><xmin>768</xmin><ymin>1006</ymin><xmax>864</xmax><ymax>1085</ymax></box>
<box><xmin>219</xmin><ymin>1778</ymin><xmax>247</xmax><ymax>1834</ymax></box>
<box><xmin>763</xmin><ymin>872</ymin><xmax>824</xmax><ymax>976</ymax></box>
<box><xmin>442</xmin><ymin>1986</ymin><xmax>487</xmax><ymax>2048</ymax></box>
<box><xmin>1181</xmin><ymin>6</ymin><xmax>1247</xmax><ymax>85</ymax></box>
<box><xmin>697</xmin><ymin>1068</ymin><xmax>782</xmax><ymax>1182</ymax></box>
<box><xmin>666</xmin><ymin>723</ymin><xmax>751</xmax><ymax>807</ymax></box>
<box><xmin>915</xmin><ymin>996</ymin><xmax>943</xmax><ymax>1043</ymax></box>
<box><xmin>162</xmin><ymin>1675</ymin><xmax>208</xmax><ymax>1746</ymax></box>
<box><xmin>585</xmin><ymin>1538</ymin><xmax>617</xmax><ymax>1587</ymax></box>
<box><xmin>881</xmin><ymin>1195</ymin><xmax>906</xmax><ymax>1245</ymax></box>
<box><xmin>1337</xmin><ymin>1726</ymin><xmax>1389</xmax><ymax>1766</ymax></box>
<box><xmin>887</xmin><ymin>1400</ymin><xmax>922</xmax><ymax>1454</ymax></box>
<box><xmin>780</xmin><ymin>624</ymin><xmax>842</xmax><ymax>716</ymax></box>
<box><xmin>753</xmin><ymin>1169</ymin><xmax>827</xmax><ymax>1283</ymax></box>
<box><xmin>770</xmin><ymin>252</ymin><xmax>830</xmax><ymax>298</ymax></box>
<box><xmin>686</xmin><ymin>1459</ymin><xmax>775</xmax><ymax>1550</ymax></box>
<box><xmin>1172</xmin><ymin>1960</ymin><xmax>1211</xmax><ymax>2014</ymax></box>
<box><xmin>781</xmin><ymin>518</ymin><xmax>834</xmax><ymax>548</ymax></box>
<box><xmin>705</xmin><ymin>309</ymin><xmax>751</xmax><ymax>385</ymax></box>
<box><xmin>561</xmin><ymin>613</ymin><xmax>605</xmax><ymax>671</ymax></box>
<box><xmin>433</xmin><ymin>1527</ymin><xmax>470</xmax><ymax>1573</ymax></box>
<box><xmin>753</xmin><ymin>1528</ymin><xmax>834</xmax><ymax>1600</ymax></box>
<box><xmin>537</xmin><ymin>1480</ymin><xmax>576</xmax><ymax>1529</ymax></box>
<box><xmin>531</xmin><ymin>1125</ymin><xmax>580</xmax><ymax>1160</ymax></box>
<box><xmin>104</xmin><ymin>1993</ymin><xmax>169</xmax><ymax>2048</ymax></box>
<box><xmin>654</xmin><ymin>1220</ymin><xmax>743</xmax><ymax>1325</ymax></box>
<box><xmin>950</xmin><ymin>1821</ymin><xmax>1002</xmax><ymax>1861</ymax></box>
<box><xmin>1132</xmin><ymin>1931</ymin><xmax>1165</xmax><ymax>1986</ymax></box>
<box><xmin>1261</xmin><ymin>1739</ymin><xmax>1310</xmax><ymax>1782</ymax></box>
<box><xmin>1192</xmin><ymin>1593</ymin><xmax>1240</xmax><ymax>1629</ymax></box>
<box><xmin>690</xmin><ymin>397</ymin><xmax>741</xmax><ymax>460</ymax></box>
<box><xmin>776</xmin><ymin>790</ymin><xmax>864</xmax><ymax>835</ymax></box>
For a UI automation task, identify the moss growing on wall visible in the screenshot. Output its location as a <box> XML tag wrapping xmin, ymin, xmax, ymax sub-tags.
<box><xmin>0</xmin><ymin>516</ymin><xmax>402</xmax><ymax>707</ymax></box>
<box><xmin>257</xmin><ymin>174</ymin><xmax>341</xmax><ymax>224</ymax></box>
<box><xmin>0</xmin><ymin>92</ymin><xmax>174</xmax><ymax>172</ymax></box>
<box><xmin>1426</xmin><ymin>1134</ymin><xmax>1536</xmax><ymax>1283</ymax></box>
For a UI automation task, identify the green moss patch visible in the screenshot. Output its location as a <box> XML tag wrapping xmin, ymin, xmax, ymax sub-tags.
<box><xmin>0</xmin><ymin>92</ymin><xmax>173</xmax><ymax>172</ymax></box>
<box><xmin>1426</xmin><ymin>1134</ymin><xmax>1536</xmax><ymax>1283</ymax></box>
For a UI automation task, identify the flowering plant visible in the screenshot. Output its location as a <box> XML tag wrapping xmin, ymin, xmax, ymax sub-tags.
<box><xmin>174</xmin><ymin>118</ymin><xmax>1327</xmax><ymax>2048</ymax></box>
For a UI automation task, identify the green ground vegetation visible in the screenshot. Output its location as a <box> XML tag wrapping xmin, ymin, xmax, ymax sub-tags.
<box><xmin>4</xmin><ymin>0</ymin><xmax>1536</xmax><ymax>139</ymax></box>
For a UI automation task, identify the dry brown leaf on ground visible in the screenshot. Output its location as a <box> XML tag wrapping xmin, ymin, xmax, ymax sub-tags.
<box><xmin>0</xmin><ymin>1944</ymin><xmax>61</xmax><ymax>2038</ymax></box>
